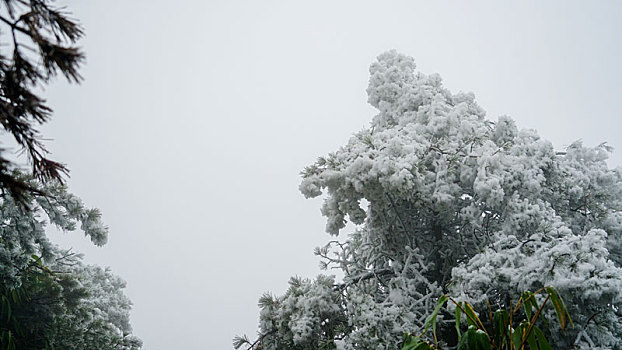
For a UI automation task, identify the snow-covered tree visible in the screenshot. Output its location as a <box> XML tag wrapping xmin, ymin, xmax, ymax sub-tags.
<box><xmin>0</xmin><ymin>181</ymin><xmax>141</xmax><ymax>349</ymax></box>
<box><xmin>238</xmin><ymin>51</ymin><xmax>622</xmax><ymax>349</ymax></box>
<box><xmin>0</xmin><ymin>3</ymin><xmax>141</xmax><ymax>348</ymax></box>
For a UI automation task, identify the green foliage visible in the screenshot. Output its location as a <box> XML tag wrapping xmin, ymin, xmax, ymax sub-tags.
<box><xmin>402</xmin><ymin>287</ymin><xmax>572</xmax><ymax>350</ymax></box>
<box><xmin>0</xmin><ymin>254</ymin><xmax>141</xmax><ymax>350</ymax></box>
<box><xmin>422</xmin><ymin>295</ymin><xmax>449</xmax><ymax>346</ymax></box>
<box><xmin>457</xmin><ymin>326</ymin><xmax>492</xmax><ymax>350</ymax></box>
<box><xmin>402</xmin><ymin>334</ymin><xmax>436</xmax><ymax>350</ymax></box>
<box><xmin>1</xmin><ymin>255</ymin><xmax>68</xmax><ymax>350</ymax></box>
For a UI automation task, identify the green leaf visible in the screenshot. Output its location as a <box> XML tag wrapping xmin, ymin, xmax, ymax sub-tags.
<box><xmin>422</xmin><ymin>295</ymin><xmax>449</xmax><ymax>345</ymax></box>
<box><xmin>2</xmin><ymin>296</ymin><xmax>11</xmax><ymax>322</ymax></box>
<box><xmin>415</xmin><ymin>344</ymin><xmax>435</xmax><ymax>350</ymax></box>
<box><xmin>525</xmin><ymin>325</ymin><xmax>538</xmax><ymax>350</ymax></box>
<box><xmin>457</xmin><ymin>325</ymin><xmax>491</xmax><ymax>350</ymax></box>
<box><xmin>521</xmin><ymin>291</ymin><xmax>539</xmax><ymax>321</ymax></box>
<box><xmin>533</xmin><ymin>325</ymin><xmax>553</xmax><ymax>350</ymax></box>
<box><xmin>522</xmin><ymin>291</ymin><xmax>532</xmax><ymax>320</ymax></box>
<box><xmin>545</xmin><ymin>286</ymin><xmax>573</xmax><ymax>331</ymax></box>
<box><xmin>493</xmin><ymin>309</ymin><xmax>509</xmax><ymax>347</ymax></box>
<box><xmin>471</xmin><ymin>329</ymin><xmax>492</xmax><ymax>350</ymax></box>
<box><xmin>457</xmin><ymin>325</ymin><xmax>475</xmax><ymax>350</ymax></box>
<box><xmin>455</xmin><ymin>301</ymin><xmax>462</xmax><ymax>340</ymax></box>
<box><xmin>463</xmin><ymin>302</ymin><xmax>483</xmax><ymax>330</ymax></box>
<box><xmin>3</xmin><ymin>330</ymin><xmax>14</xmax><ymax>350</ymax></box>
<box><xmin>512</xmin><ymin>322</ymin><xmax>526</xmax><ymax>350</ymax></box>
<box><xmin>402</xmin><ymin>334</ymin><xmax>436</xmax><ymax>350</ymax></box>
<box><xmin>10</xmin><ymin>290</ymin><xmax>19</xmax><ymax>304</ymax></box>
<box><xmin>402</xmin><ymin>333</ymin><xmax>417</xmax><ymax>350</ymax></box>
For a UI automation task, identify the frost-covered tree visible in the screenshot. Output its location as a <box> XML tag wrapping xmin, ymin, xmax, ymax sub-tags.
<box><xmin>0</xmin><ymin>181</ymin><xmax>141</xmax><ymax>349</ymax></box>
<box><xmin>237</xmin><ymin>51</ymin><xmax>622</xmax><ymax>349</ymax></box>
<box><xmin>0</xmin><ymin>3</ymin><xmax>141</xmax><ymax>348</ymax></box>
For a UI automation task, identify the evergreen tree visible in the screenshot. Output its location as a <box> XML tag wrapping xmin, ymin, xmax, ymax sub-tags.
<box><xmin>0</xmin><ymin>181</ymin><xmax>142</xmax><ymax>349</ymax></box>
<box><xmin>0</xmin><ymin>0</ymin><xmax>84</xmax><ymax>203</ymax></box>
<box><xmin>0</xmin><ymin>3</ymin><xmax>142</xmax><ymax>348</ymax></box>
<box><xmin>237</xmin><ymin>51</ymin><xmax>622</xmax><ymax>349</ymax></box>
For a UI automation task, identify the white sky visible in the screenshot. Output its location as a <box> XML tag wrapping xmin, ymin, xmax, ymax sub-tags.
<box><xmin>34</xmin><ymin>1</ymin><xmax>622</xmax><ymax>349</ymax></box>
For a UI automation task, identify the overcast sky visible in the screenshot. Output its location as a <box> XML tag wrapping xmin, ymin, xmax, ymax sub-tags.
<box><xmin>36</xmin><ymin>1</ymin><xmax>622</xmax><ymax>349</ymax></box>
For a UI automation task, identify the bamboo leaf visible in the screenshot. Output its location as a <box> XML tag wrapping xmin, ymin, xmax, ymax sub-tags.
<box><xmin>5</xmin><ymin>330</ymin><xmax>14</xmax><ymax>350</ymax></box>
<box><xmin>545</xmin><ymin>286</ymin><xmax>573</xmax><ymax>331</ymax></box>
<box><xmin>402</xmin><ymin>334</ymin><xmax>417</xmax><ymax>350</ymax></box>
<box><xmin>402</xmin><ymin>334</ymin><xmax>436</xmax><ymax>350</ymax></box>
<box><xmin>463</xmin><ymin>302</ymin><xmax>486</xmax><ymax>332</ymax></box>
<box><xmin>512</xmin><ymin>322</ymin><xmax>525</xmax><ymax>350</ymax></box>
<box><xmin>422</xmin><ymin>295</ymin><xmax>449</xmax><ymax>345</ymax></box>
<box><xmin>10</xmin><ymin>290</ymin><xmax>19</xmax><ymax>304</ymax></box>
<box><xmin>414</xmin><ymin>343</ymin><xmax>435</xmax><ymax>349</ymax></box>
<box><xmin>455</xmin><ymin>301</ymin><xmax>462</xmax><ymax>340</ymax></box>
<box><xmin>472</xmin><ymin>329</ymin><xmax>492</xmax><ymax>350</ymax></box>
<box><xmin>525</xmin><ymin>325</ymin><xmax>538</xmax><ymax>350</ymax></box>
<box><xmin>521</xmin><ymin>291</ymin><xmax>539</xmax><ymax>321</ymax></box>
<box><xmin>533</xmin><ymin>326</ymin><xmax>553</xmax><ymax>350</ymax></box>
<box><xmin>457</xmin><ymin>325</ymin><xmax>475</xmax><ymax>350</ymax></box>
<box><xmin>459</xmin><ymin>326</ymin><xmax>492</xmax><ymax>350</ymax></box>
<box><xmin>493</xmin><ymin>309</ymin><xmax>509</xmax><ymax>347</ymax></box>
<box><xmin>4</xmin><ymin>297</ymin><xmax>11</xmax><ymax>322</ymax></box>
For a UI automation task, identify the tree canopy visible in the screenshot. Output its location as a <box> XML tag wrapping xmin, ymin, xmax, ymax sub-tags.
<box><xmin>237</xmin><ymin>51</ymin><xmax>622</xmax><ymax>349</ymax></box>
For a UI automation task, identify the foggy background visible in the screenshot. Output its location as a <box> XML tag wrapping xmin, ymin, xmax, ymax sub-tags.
<box><xmin>36</xmin><ymin>1</ymin><xmax>622</xmax><ymax>349</ymax></box>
